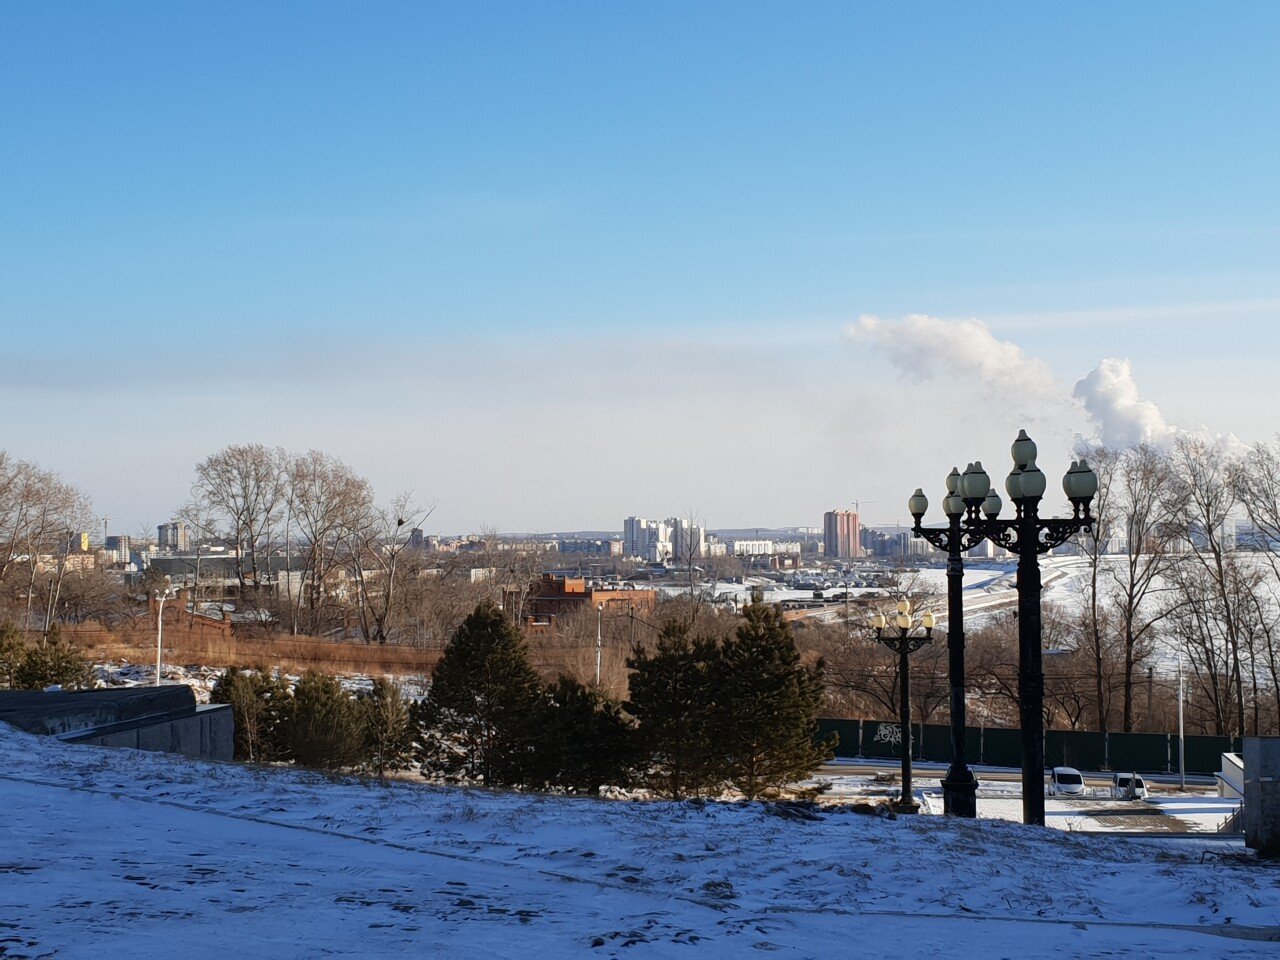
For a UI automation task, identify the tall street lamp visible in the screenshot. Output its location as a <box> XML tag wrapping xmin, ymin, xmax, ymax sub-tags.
<box><xmin>963</xmin><ymin>430</ymin><xmax>1097</xmax><ymax>826</ymax></box>
<box><xmin>871</xmin><ymin>600</ymin><xmax>935</xmax><ymax>813</ymax></box>
<box><xmin>595</xmin><ymin>601</ymin><xmax>604</xmax><ymax>687</ymax></box>
<box><xmin>154</xmin><ymin>577</ymin><xmax>178</xmax><ymax>687</ymax></box>
<box><xmin>907</xmin><ymin>468</ymin><xmax>999</xmax><ymax>818</ymax></box>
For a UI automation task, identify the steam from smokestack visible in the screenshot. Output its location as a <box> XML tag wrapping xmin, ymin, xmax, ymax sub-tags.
<box><xmin>848</xmin><ymin>313</ymin><xmax>1065</xmax><ymax>409</ymax></box>
<box><xmin>848</xmin><ymin>313</ymin><xmax>1222</xmax><ymax>452</ymax></box>
<box><xmin>1071</xmin><ymin>358</ymin><xmax>1176</xmax><ymax>450</ymax></box>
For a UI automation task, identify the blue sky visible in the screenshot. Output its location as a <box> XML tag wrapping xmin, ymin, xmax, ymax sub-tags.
<box><xmin>2</xmin><ymin>3</ymin><xmax>1277</xmax><ymax>533</ymax></box>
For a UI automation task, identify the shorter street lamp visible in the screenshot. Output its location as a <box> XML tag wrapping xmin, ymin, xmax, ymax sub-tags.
<box><xmin>154</xmin><ymin>577</ymin><xmax>178</xmax><ymax>687</ymax></box>
<box><xmin>871</xmin><ymin>600</ymin><xmax>935</xmax><ymax>812</ymax></box>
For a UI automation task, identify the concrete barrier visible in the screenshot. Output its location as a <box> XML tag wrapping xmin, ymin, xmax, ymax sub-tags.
<box><xmin>0</xmin><ymin>686</ymin><xmax>232</xmax><ymax>762</ymax></box>
<box><xmin>1243</xmin><ymin>737</ymin><xmax>1280</xmax><ymax>858</ymax></box>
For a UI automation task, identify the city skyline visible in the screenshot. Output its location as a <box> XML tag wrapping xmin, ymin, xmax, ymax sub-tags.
<box><xmin>3</xmin><ymin>4</ymin><xmax>1276</xmax><ymax>532</ymax></box>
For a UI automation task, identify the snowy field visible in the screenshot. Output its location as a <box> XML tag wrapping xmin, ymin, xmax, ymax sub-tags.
<box><xmin>3</xmin><ymin>728</ymin><xmax>1279</xmax><ymax>958</ymax></box>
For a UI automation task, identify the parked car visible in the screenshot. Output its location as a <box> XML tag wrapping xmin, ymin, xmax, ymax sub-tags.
<box><xmin>1111</xmin><ymin>772</ymin><xmax>1148</xmax><ymax>800</ymax></box>
<box><xmin>1048</xmin><ymin>766</ymin><xmax>1086</xmax><ymax>797</ymax></box>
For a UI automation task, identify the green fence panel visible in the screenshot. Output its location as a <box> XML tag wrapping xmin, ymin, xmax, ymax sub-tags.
<box><xmin>921</xmin><ymin>724</ymin><xmax>951</xmax><ymax>762</ymax></box>
<box><xmin>817</xmin><ymin>720</ymin><xmax>1238</xmax><ymax>775</ymax></box>
<box><xmin>817</xmin><ymin>719</ymin><xmax>861</xmax><ymax>759</ymax></box>
<box><xmin>1182</xmin><ymin>735</ymin><xmax>1236</xmax><ymax>775</ymax></box>
<box><xmin>1107</xmin><ymin>732</ymin><xmax>1170</xmax><ymax>773</ymax></box>
<box><xmin>1046</xmin><ymin>730</ymin><xmax>1107</xmax><ymax>771</ymax></box>
<box><xmin>980</xmin><ymin>727</ymin><xmax>1023</xmax><ymax>768</ymax></box>
<box><xmin>965</xmin><ymin>727</ymin><xmax>983</xmax><ymax>766</ymax></box>
<box><xmin>862</xmin><ymin>720</ymin><xmax>907</xmax><ymax>760</ymax></box>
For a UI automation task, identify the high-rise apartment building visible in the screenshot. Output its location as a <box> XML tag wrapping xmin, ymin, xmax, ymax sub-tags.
<box><xmin>157</xmin><ymin>521</ymin><xmax>190</xmax><ymax>553</ymax></box>
<box><xmin>105</xmin><ymin>535</ymin><xmax>131</xmax><ymax>563</ymax></box>
<box><xmin>623</xmin><ymin>516</ymin><xmax>709</xmax><ymax>563</ymax></box>
<box><xmin>823</xmin><ymin>510</ymin><xmax>862</xmax><ymax>559</ymax></box>
<box><xmin>670</xmin><ymin>517</ymin><xmax>705</xmax><ymax>563</ymax></box>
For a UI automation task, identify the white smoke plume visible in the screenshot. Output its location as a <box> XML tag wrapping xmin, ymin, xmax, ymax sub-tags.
<box><xmin>848</xmin><ymin>313</ymin><xmax>1234</xmax><ymax>454</ymax></box>
<box><xmin>1071</xmin><ymin>358</ymin><xmax>1176</xmax><ymax>450</ymax></box>
<box><xmin>848</xmin><ymin>313</ymin><xmax>1066</xmax><ymax>409</ymax></box>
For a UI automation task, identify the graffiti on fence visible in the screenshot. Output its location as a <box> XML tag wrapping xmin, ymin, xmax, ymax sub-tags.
<box><xmin>873</xmin><ymin>723</ymin><xmax>902</xmax><ymax>747</ymax></box>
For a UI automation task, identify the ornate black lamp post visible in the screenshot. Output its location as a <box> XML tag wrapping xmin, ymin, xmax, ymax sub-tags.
<box><xmin>908</xmin><ymin>430</ymin><xmax>1097</xmax><ymax>826</ymax></box>
<box><xmin>906</xmin><ymin>470</ymin><xmax>998</xmax><ymax>818</ymax></box>
<box><xmin>965</xmin><ymin>431</ymin><xmax>1097</xmax><ymax>826</ymax></box>
<box><xmin>871</xmin><ymin>600</ymin><xmax>935</xmax><ymax>813</ymax></box>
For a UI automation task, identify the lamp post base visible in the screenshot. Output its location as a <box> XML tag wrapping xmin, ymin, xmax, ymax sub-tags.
<box><xmin>889</xmin><ymin>796</ymin><xmax>920</xmax><ymax>815</ymax></box>
<box><xmin>941</xmin><ymin>773</ymin><xmax>979</xmax><ymax>818</ymax></box>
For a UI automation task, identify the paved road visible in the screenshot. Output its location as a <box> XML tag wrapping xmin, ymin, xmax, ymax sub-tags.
<box><xmin>817</xmin><ymin>759</ymin><xmax>1217</xmax><ymax>792</ymax></box>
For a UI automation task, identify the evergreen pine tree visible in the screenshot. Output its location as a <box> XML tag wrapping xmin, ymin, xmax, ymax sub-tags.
<box><xmin>14</xmin><ymin>625</ymin><xmax>95</xmax><ymax>691</ymax></box>
<box><xmin>418</xmin><ymin>602</ymin><xmax>543</xmax><ymax>786</ymax></box>
<box><xmin>211</xmin><ymin>667</ymin><xmax>291</xmax><ymax>762</ymax></box>
<box><xmin>276</xmin><ymin>671</ymin><xmax>365</xmax><ymax>770</ymax></box>
<box><xmin>529</xmin><ymin>676</ymin><xmax>638</xmax><ymax>794</ymax></box>
<box><xmin>717</xmin><ymin>603</ymin><xmax>835</xmax><ymax>799</ymax></box>
<box><xmin>358</xmin><ymin>677</ymin><xmax>417</xmax><ymax>779</ymax></box>
<box><xmin>626</xmin><ymin>621</ymin><xmax>726</xmax><ymax>799</ymax></box>
<box><xmin>0</xmin><ymin>622</ymin><xmax>25</xmax><ymax>690</ymax></box>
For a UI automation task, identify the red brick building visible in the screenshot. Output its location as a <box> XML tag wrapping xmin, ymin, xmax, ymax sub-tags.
<box><xmin>510</xmin><ymin>574</ymin><xmax>658</xmax><ymax>636</ymax></box>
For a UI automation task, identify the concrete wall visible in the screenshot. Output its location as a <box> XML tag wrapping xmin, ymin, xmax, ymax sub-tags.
<box><xmin>0</xmin><ymin>686</ymin><xmax>233</xmax><ymax>763</ymax></box>
<box><xmin>1243</xmin><ymin>737</ymin><xmax>1280</xmax><ymax>858</ymax></box>
<box><xmin>68</xmin><ymin>704</ymin><xmax>234</xmax><ymax>763</ymax></box>
<box><xmin>0</xmin><ymin>686</ymin><xmax>196</xmax><ymax>736</ymax></box>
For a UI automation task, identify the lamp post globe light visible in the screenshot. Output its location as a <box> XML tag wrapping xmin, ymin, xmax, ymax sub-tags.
<box><xmin>870</xmin><ymin>600</ymin><xmax>935</xmax><ymax>813</ymax></box>
<box><xmin>913</xmin><ymin>429</ymin><xmax>1097</xmax><ymax>826</ymax></box>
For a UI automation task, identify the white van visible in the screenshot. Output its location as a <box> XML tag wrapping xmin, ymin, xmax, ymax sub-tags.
<box><xmin>1048</xmin><ymin>767</ymin><xmax>1086</xmax><ymax>797</ymax></box>
<box><xmin>1111</xmin><ymin>772</ymin><xmax>1148</xmax><ymax>800</ymax></box>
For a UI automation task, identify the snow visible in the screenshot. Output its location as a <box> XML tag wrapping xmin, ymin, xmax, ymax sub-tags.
<box><xmin>3</xmin><ymin>725</ymin><xmax>1278</xmax><ymax>958</ymax></box>
<box><xmin>811</xmin><ymin>767</ymin><xmax>1239</xmax><ymax>834</ymax></box>
<box><xmin>92</xmin><ymin>662</ymin><xmax>433</xmax><ymax>703</ymax></box>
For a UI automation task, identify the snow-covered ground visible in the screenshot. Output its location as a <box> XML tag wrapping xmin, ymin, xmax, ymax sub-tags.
<box><xmin>93</xmin><ymin>662</ymin><xmax>433</xmax><ymax>703</ymax></box>
<box><xmin>810</xmin><ymin>766</ymin><xmax>1239</xmax><ymax>834</ymax></box>
<box><xmin>2</xmin><ymin>726</ymin><xmax>1277</xmax><ymax>958</ymax></box>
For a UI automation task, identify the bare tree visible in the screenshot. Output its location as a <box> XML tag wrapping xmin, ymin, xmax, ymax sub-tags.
<box><xmin>1168</xmin><ymin>435</ymin><xmax>1247</xmax><ymax>738</ymax></box>
<box><xmin>285</xmin><ymin>451</ymin><xmax>373</xmax><ymax>636</ymax></box>
<box><xmin>1108</xmin><ymin>444</ymin><xmax>1181</xmax><ymax>730</ymax></box>
<box><xmin>346</xmin><ymin>493</ymin><xmax>435</xmax><ymax>644</ymax></box>
<box><xmin>1076</xmin><ymin>445</ymin><xmax>1120</xmax><ymax>732</ymax></box>
<box><xmin>191</xmin><ymin>444</ymin><xmax>288</xmax><ymax>595</ymax></box>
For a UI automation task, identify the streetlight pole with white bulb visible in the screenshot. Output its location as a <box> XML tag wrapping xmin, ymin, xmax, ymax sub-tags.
<box><xmin>154</xmin><ymin>577</ymin><xmax>179</xmax><ymax>687</ymax></box>
<box><xmin>595</xmin><ymin>601</ymin><xmax>604</xmax><ymax>688</ymax></box>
